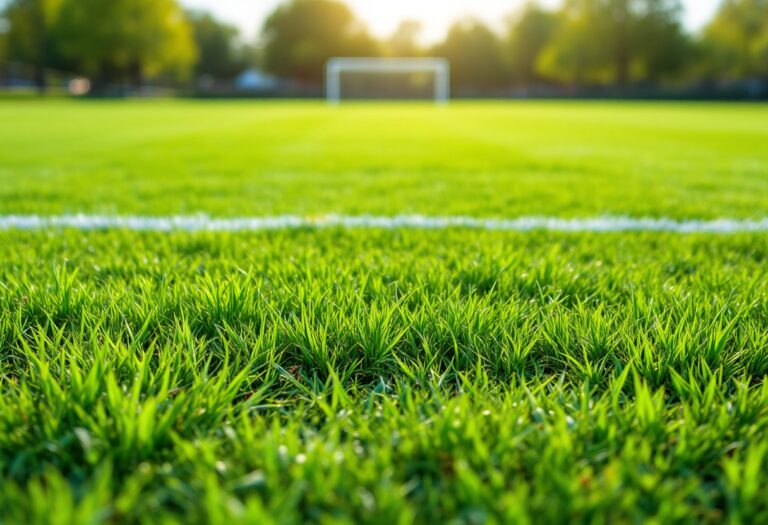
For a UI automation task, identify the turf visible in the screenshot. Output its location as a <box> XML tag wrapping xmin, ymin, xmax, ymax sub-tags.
<box><xmin>1</xmin><ymin>100</ymin><xmax>768</xmax><ymax>218</ymax></box>
<box><xmin>1</xmin><ymin>101</ymin><xmax>767</xmax><ymax>524</ymax></box>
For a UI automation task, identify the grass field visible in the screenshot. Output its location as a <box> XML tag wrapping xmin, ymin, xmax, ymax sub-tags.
<box><xmin>1</xmin><ymin>100</ymin><xmax>768</xmax><ymax>524</ymax></box>
<box><xmin>2</xmin><ymin>101</ymin><xmax>768</xmax><ymax>218</ymax></box>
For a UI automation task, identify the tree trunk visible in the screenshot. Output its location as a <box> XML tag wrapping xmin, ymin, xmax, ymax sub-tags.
<box><xmin>90</xmin><ymin>62</ymin><xmax>111</xmax><ymax>96</ymax></box>
<box><xmin>615</xmin><ymin>40</ymin><xmax>628</xmax><ymax>89</ymax></box>
<box><xmin>34</xmin><ymin>64</ymin><xmax>47</xmax><ymax>95</ymax></box>
<box><xmin>613</xmin><ymin>0</ymin><xmax>629</xmax><ymax>89</ymax></box>
<box><xmin>131</xmin><ymin>61</ymin><xmax>144</xmax><ymax>95</ymax></box>
<box><xmin>35</xmin><ymin>13</ymin><xmax>48</xmax><ymax>94</ymax></box>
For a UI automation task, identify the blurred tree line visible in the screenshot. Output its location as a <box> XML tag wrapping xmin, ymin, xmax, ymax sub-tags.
<box><xmin>0</xmin><ymin>0</ymin><xmax>247</xmax><ymax>91</ymax></box>
<box><xmin>0</xmin><ymin>0</ymin><xmax>766</xmax><ymax>94</ymax></box>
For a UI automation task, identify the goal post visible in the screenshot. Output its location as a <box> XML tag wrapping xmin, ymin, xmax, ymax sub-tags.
<box><xmin>326</xmin><ymin>57</ymin><xmax>450</xmax><ymax>105</ymax></box>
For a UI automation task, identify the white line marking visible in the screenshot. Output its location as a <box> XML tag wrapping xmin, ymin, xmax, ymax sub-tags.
<box><xmin>0</xmin><ymin>214</ymin><xmax>767</xmax><ymax>233</ymax></box>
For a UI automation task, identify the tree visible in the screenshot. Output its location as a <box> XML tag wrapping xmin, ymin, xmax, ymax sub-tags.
<box><xmin>387</xmin><ymin>20</ymin><xmax>423</xmax><ymax>57</ymax></box>
<box><xmin>538</xmin><ymin>0</ymin><xmax>688</xmax><ymax>87</ymax></box>
<box><xmin>537</xmin><ymin>5</ymin><xmax>603</xmax><ymax>85</ymax></box>
<box><xmin>0</xmin><ymin>12</ymin><xmax>8</xmax><ymax>64</ymax></box>
<box><xmin>505</xmin><ymin>3</ymin><xmax>557</xmax><ymax>85</ymax></box>
<box><xmin>702</xmin><ymin>0</ymin><xmax>768</xmax><ymax>79</ymax></box>
<box><xmin>187</xmin><ymin>10</ymin><xmax>247</xmax><ymax>81</ymax></box>
<box><xmin>433</xmin><ymin>19</ymin><xmax>506</xmax><ymax>92</ymax></box>
<box><xmin>635</xmin><ymin>0</ymin><xmax>690</xmax><ymax>82</ymax></box>
<box><xmin>261</xmin><ymin>0</ymin><xmax>378</xmax><ymax>84</ymax></box>
<box><xmin>55</xmin><ymin>0</ymin><xmax>195</xmax><ymax>88</ymax></box>
<box><xmin>2</xmin><ymin>0</ymin><xmax>62</xmax><ymax>92</ymax></box>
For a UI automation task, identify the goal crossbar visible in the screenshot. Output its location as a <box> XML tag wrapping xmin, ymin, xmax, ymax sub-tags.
<box><xmin>326</xmin><ymin>57</ymin><xmax>450</xmax><ymax>104</ymax></box>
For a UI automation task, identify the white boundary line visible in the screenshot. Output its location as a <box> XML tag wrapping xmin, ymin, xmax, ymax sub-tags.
<box><xmin>1</xmin><ymin>214</ymin><xmax>768</xmax><ymax>233</ymax></box>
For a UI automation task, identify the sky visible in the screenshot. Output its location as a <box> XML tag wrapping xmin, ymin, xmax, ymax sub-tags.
<box><xmin>181</xmin><ymin>0</ymin><xmax>722</xmax><ymax>43</ymax></box>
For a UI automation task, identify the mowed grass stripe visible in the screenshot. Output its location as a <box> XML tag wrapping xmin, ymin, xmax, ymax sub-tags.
<box><xmin>1</xmin><ymin>101</ymin><xmax>767</xmax><ymax>218</ymax></box>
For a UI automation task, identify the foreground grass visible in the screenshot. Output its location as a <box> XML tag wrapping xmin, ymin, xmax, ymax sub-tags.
<box><xmin>1</xmin><ymin>100</ymin><xmax>767</xmax><ymax>218</ymax></box>
<box><xmin>1</xmin><ymin>229</ymin><xmax>767</xmax><ymax>523</ymax></box>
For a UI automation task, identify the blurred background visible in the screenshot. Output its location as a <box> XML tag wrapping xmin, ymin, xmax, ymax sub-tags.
<box><xmin>0</xmin><ymin>0</ymin><xmax>765</xmax><ymax>100</ymax></box>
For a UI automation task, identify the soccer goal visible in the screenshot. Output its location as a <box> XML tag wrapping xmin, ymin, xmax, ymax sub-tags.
<box><xmin>326</xmin><ymin>57</ymin><xmax>450</xmax><ymax>105</ymax></box>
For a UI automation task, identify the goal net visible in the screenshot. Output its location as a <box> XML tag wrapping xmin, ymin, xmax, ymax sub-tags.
<box><xmin>326</xmin><ymin>58</ymin><xmax>450</xmax><ymax>104</ymax></box>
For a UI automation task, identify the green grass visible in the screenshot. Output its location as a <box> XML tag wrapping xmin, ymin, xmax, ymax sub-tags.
<box><xmin>1</xmin><ymin>100</ymin><xmax>767</xmax><ymax>524</ymax></box>
<box><xmin>1</xmin><ymin>100</ymin><xmax>767</xmax><ymax>218</ymax></box>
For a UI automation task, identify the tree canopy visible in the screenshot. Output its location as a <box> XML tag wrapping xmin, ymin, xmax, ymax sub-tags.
<box><xmin>387</xmin><ymin>20</ymin><xmax>423</xmax><ymax>57</ymax></box>
<box><xmin>702</xmin><ymin>0</ymin><xmax>768</xmax><ymax>79</ymax></box>
<box><xmin>505</xmin><ymin>3</ymin><xmax>558</xmax><ymax>85</ymax></box>
<box><xmin>261</xmin><ymin>0</ymin><xmax>378</xmax><ymax>84</ymax></box>
<box><xmin>187</xmin><ymin>10</ymin><xmax>247</xmax><ymax>81</ymax></box>
<box><xmin>538</xmin><ymin>0</ymin><xmax>689</xmax><ymax>86</ymax></box>
<box><xmin>2</xmin><ymin>0</ymin><xmax>63</xmax><ymax>89</ymax></box>
<box><xmin>433</xmin><ymin>19</ymin><xmax>506</xmax><ymax>91</ymax></box>
<box><xmin>54</xmin><ymin>0</ymin><xmax>195</xmax><ymax>86</ymax></box>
